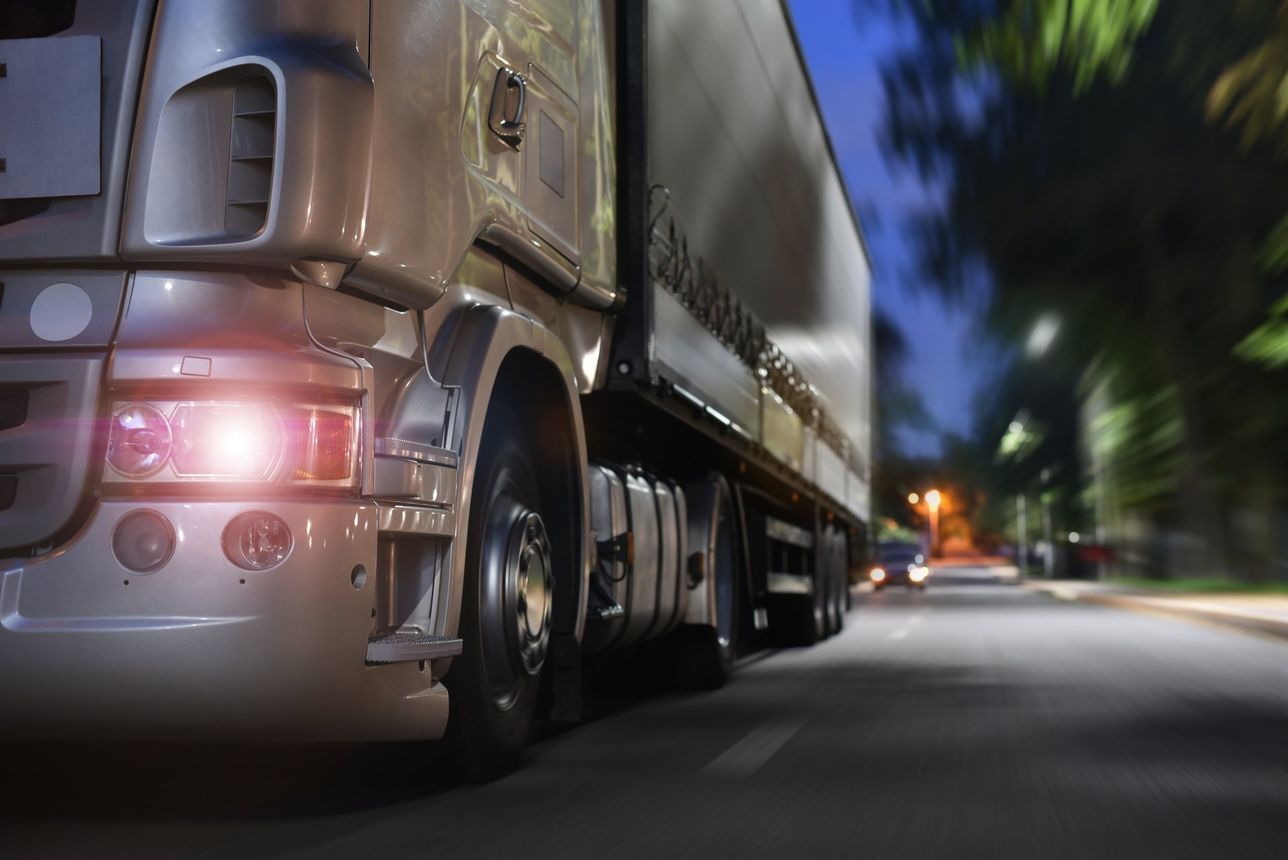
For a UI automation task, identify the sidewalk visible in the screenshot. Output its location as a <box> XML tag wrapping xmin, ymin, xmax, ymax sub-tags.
<box><xmin>1025</xmin><ymin>579</ymin><xmax>1288</xmax><ymax>641</ymax></box>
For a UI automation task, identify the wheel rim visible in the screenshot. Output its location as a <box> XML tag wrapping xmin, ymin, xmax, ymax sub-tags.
<box><xmin>479</xmin><ymin>495</ymin><xmax>553</xmax><ymax>712</ymax></box>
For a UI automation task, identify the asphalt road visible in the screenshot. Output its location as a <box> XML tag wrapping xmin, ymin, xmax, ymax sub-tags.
<box><xmin>8</xmin><ymin>569</ymin><xmax>1288</xmax><ymax>858</ymax></box>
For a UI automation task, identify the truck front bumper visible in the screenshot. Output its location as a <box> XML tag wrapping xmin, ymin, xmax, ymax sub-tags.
<box><xmin>0</xmin><ymin>499</ymin><xmax>448</xmax><ymax>742</ymax></box>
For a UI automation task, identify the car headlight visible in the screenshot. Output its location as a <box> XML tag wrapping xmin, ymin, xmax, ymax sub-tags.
<box><xmin>103</xmin><ymin>399</ymin><xmax>359</xmax><ymax>489</ymax></box>
<box><xmin>909</xmin><ymin>566</ymin><xmax>928</xmax><ymax>582</ymax></box>
<box><xmin>870</xmin><ymin>567</ymin><xmax>886</xmax><ymax>582</ymax></box>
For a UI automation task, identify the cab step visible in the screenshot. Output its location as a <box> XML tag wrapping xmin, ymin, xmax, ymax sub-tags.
<box><xmin>366</xmin><ymin>632</ymin><xmax>463</xmax><ymax>664</ymax></box>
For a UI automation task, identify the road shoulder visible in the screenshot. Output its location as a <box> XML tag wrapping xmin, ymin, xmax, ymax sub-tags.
<box><xmin>1025</xmin><ymin>580</ymin><xmax>1288</xmax><ymax>642</ymax></box>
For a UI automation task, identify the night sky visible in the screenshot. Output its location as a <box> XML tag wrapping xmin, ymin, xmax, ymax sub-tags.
<box><xmin>787</xmin><ymin>0</ymin><xmax>990</xmax><ymax>456</ymax></box>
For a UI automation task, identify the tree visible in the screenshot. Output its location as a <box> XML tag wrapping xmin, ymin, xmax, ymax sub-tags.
<box><xmin>878</xmin><ymin>0</ymin><xmax>1288</xmax><ymax>579</ymax></box>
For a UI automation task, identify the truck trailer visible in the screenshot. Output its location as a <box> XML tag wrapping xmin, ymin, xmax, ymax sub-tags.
<box><xmin>0</xmin><ymin>0</ymin><xmax>872</xmax><ymax>778</ymax></box>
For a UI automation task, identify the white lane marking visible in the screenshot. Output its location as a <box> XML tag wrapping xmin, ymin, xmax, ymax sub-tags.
<box><xmin>887</xmin><ymin>628</ymin><xmax>910</xmax><ymax>640</ymax></box>
<box><xmin>909</xmin><ymin>613</ymin><xmax>926</xmax><ymax>625</ymax></box>
<box><xmin>701</xmin><ymin>719</ymin><xmax>807</xmax><ymax>778</ymax></box>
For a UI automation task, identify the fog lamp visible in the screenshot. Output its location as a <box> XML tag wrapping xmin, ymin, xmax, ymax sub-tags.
<box><xmin>106</xmin><ymin>404</ymin><xmax>172</xmax><ymax>477</ymax></box>
<box><xmin>224</xmin><ymin>511</ymin><xmax>292</xmax><ymax>570</ymax></box>
<box><xmin>112</xmin><ymin>510</ymin><xmax>176</xmax><ymax>573</ymax></box>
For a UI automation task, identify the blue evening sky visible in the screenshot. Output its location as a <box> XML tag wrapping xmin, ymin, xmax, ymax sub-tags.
<box><xmin>787</xmin><ymin>0</ymin><xmax>990</xmax><ymax>456</ymax></box>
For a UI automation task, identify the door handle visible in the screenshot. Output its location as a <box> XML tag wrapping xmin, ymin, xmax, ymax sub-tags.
<box><xmin>488</xmin><ymin>66</ymin><xmax>527</xmax><ymax>149</ymax></box>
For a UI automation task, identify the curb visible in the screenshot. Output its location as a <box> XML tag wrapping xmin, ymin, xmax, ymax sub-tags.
<box><xmin>1026</xmin><ymin>583</ymin><xmax>1288</xmax><ymax>642</ymax></box>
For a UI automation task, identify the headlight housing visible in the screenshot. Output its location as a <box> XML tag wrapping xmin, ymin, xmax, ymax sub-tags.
<box><xmin>870</xmin><ymin>567</ymin><xmax>886</xmax><ymax>582</ymax></box>
<box><xmin>103</xmin><ymin>399</ymin><xmax>359</xmax><ymax>490</ymax></box>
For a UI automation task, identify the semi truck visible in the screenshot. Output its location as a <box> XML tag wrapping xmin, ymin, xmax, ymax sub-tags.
<box><xmin>0</xmin><ymin>0</ymin><xmax>872</xmax><ymax>778</ymax></box>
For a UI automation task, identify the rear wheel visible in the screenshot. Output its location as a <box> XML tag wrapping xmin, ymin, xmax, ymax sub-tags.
<box><xmin>445</xmin><ymin>406</ymin><xmax>554</xmax><ymax>781</ymax></box>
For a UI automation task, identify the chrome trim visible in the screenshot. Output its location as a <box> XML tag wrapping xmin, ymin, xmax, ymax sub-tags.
<box><xmin>376</xmin><ymin>502</ymin><xmax>455</xmax><ymax>537</ymax></box>
<box><xmin>765</xmin><ymin>516</ymin><xmax>814</xmax><ymax>549</ymax></box>
<box><xmin>373</xmin><ymin>457</ymin><xmax>456</xmax><ymax>506</ymax></box>
<box><xmin>767</xmin><ymin>572</ymin><xmax>813</xmax><ymax>595</ymax></box>
<box><xmin>373</xmin><ymin>436</ymin><xmax>458</xmax><ymax>467</ymax></box>
<box><xmin>479</xmin><ymin>222</ymin><xmax>579</xmax><ymax>294</ymax></box>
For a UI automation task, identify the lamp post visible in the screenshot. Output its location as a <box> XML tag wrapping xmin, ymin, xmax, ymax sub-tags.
<box><xmin>1016</xmin><ymin>493</ymin><xmax>1027</xmax><ymax>576</ymax></box>
<box><xmin>924</xmin><ymin>489</ymin><xmax>942</xmax><ymax>558</ymax></box>
<box><xmin>1040</xmin><ymin>468</ymin><xmax>1054</xmax><ymax>578</ymax></box>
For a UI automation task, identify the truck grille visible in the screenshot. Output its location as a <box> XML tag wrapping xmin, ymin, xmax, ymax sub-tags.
<box><xmin>0</xmin><ymin>355</ymin><xmax>103</xmax><ymax>550</ymax></box>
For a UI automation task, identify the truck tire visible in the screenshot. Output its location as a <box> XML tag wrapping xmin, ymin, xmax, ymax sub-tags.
<box><xmin>774</xmin><ymin>590</ymin><xmax>824</xmax><ymax>646</ymax></box>
<box><xmin>673</xmin><ymin>476</ymin><xmax>739</xmax><ymax>689</ymax></box>
<box><xmin>445</xmin><ymin>405</ymin><xmax>555</xmax><ymax>781</ymax></box>
<box><xmin>826</xmin><ymin>573</ymin><xmax>842</xmax><ymax>636</ymax></box>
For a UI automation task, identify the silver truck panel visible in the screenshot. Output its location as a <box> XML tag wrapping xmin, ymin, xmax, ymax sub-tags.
<box><xmin>619</xmin><ymin>471</ymin><xmax>658</xmax><ymax>646</ymax></box>
<box><xmin>111</xmin><ymin>272</ymin><xmax>364</xmax><ymax>395</ymax></box>
<box><xmin>586</xmin><ymin>462</ymin><xmax>628</xmax><ymax>650</ymax></box>
<box><xmin>649</xmin><ymin>0</ymin><xmax>872</xmax><ymax>519</ymax></box>
<box><xmin>648</xmin><ymin>478</ymin><xmax>684</xmax><ymax>638</ymax></box>
<box><xmin>504</xmin><ymin>261</ymin><xmax>613</xmax><ymax>393</ymax></box>
<box><xmin>762</xmin><ymin>389</ymin><xmax>805</xmax><ymax>473</ymax></box>
<box><xmin>122</xmin><ymin>1</ymin><xmax>373</xmax><ymax>270</ymax></box>
<box><xmin>351</xmin><ymin>0</ymin><xmax>617</xmax><ymax>310</ymax></box>
<box><xmin>653</xmin><ymin>285</ymin><xmax>762</xmax><ymax>435</ymax></box>
<box><xmin>0</xmin><ymin>499</ymin><xmax>449</xmax><ymax>741</ymax></box>
<box><xmin>0</xmin><ymin>0</ymin><xmax>156</xmax><ymax>262</ymax></box>
<box><xmin>0</xmin><ymin>271</ymin><xmax>125</xmax><ymax>349</ymax></box>
<box><xmin>0</xmin><ymin>36</ymin><xmax>101</xmax><ymax>200</ymax></box>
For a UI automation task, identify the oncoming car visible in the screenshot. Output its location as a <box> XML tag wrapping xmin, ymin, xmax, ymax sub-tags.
<box><xmin>870</xmin><ymin>542</ymin><xmax>930</xmax><ymax>591</ymax></box>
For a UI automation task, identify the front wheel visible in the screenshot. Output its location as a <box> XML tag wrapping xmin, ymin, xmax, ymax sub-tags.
<box><xmin>445</xmin><ymin>406</ymin><xmax>554</xmax><ymax>781</ymax></box>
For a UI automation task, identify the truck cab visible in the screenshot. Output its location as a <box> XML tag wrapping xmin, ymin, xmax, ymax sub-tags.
<box><xmin>0</xmin><ymin>0</ymin><xmax>871</xmax><ymax>779</ymax></box>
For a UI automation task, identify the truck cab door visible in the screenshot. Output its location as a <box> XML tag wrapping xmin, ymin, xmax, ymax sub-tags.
<box><xmin>461</xmin><ymin>1</ymin><xmax>581</xmax><ymax>290</ymax></box>
<box><xmin>519</xmin><ymin>64</ymin><xmax>579</xmax><ymax>278</ymax></box>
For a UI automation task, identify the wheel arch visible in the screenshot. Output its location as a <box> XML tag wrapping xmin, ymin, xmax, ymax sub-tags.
<box><xmin>429</xmin><ymin>304</ymin><xmax>590</xmax><ymax>648</ymax></box>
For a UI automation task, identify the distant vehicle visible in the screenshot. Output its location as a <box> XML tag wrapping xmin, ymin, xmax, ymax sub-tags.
<box><xmin>870</xmin><ymin>542</ymin><xmax>930</xmax><ymax>591</ymax></box>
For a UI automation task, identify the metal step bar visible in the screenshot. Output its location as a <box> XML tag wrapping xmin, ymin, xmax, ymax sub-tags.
<box><xmin>366</xmin><ymin>632</ymin><xmax>463</xmax><ymax>664</ymax></box>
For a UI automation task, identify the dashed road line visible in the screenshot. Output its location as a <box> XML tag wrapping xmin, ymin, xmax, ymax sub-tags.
<box><xmin>701</xmin><ymin>719</ymin><xmax>807</xmax><ymax>778</ymax></box>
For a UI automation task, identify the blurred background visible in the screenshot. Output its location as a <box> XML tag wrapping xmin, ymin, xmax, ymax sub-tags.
<box><xmin>799</xmin><ymin>0</ymin><xmax>1288</xmax><ymax>589</ymax></box>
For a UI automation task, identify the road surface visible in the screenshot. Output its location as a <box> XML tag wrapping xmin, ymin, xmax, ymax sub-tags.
<box><xmin>7</xmin><ymin>569</ymin><xmax>1288</xmax><ymax>858</ymax></box>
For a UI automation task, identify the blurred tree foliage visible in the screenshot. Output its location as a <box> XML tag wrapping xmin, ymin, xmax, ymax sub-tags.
<box><xmin>876</xmin><ymin>0</ymin><xmax>1288</xmax><ymax>578</ymax></box>
<box><xmin>872</xmin><ymin>310</ymin><xmax>936</xmax><ymax>535</ymax></box>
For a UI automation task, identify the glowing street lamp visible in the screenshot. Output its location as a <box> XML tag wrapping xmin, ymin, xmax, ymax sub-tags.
<box><xmin>1026</xmin><ymin>315</ymin><xmax>1060</xmax><ymax>357</ymax></box>
<box><xmin>924</xmin><ymin>489</ymin><xmax>942</xmax><ymax>557</ymax></box>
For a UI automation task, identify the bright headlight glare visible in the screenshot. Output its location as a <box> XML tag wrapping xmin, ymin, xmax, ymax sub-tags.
<box><xmin>870</xmin><ymin>567</ymin><xmax>886</xmax><ymax>581</ymax></box>
<box><xmin>102</xmin><ymin>399</ymin><xmax>358</xmax><ymax>487</ymax></box>
<box><xmin>171</xmin><ymin>402</ymin><xmax>281</xmax><ymax>479</ymax></box>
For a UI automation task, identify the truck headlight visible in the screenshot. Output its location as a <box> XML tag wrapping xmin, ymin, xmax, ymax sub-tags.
<box><xmin>106</xmin><ymin>403</ymin><xmax>173</xmax><ymax>477</ymax></box>
<box><xmin>103</xmin><ymin>399</ymin><xmax>358</xmax><ymax>489</ymax></box>
<box><xmin>170</xmin><ymin>402</ymin><xmax>281</xmax><ymax>479</ymax></box>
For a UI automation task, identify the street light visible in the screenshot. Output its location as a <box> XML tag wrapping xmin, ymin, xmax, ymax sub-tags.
<box><xmin>1026</xmin><ymin>315</ymin><xmax>1060</xmax><ymax>357</ymax></box>
<box><xmin>924</xmin><ymin>489</ymin><xmax>942</xmax><ymax>558</ymax></box>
